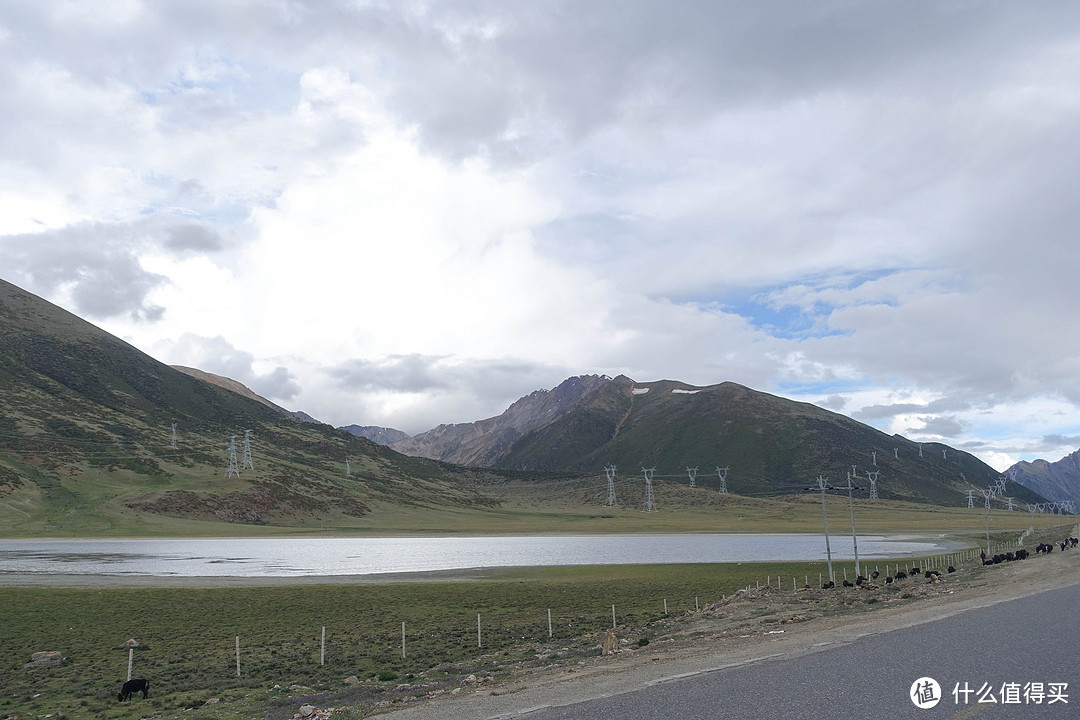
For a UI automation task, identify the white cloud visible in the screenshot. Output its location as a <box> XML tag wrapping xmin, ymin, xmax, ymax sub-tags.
<box><xmin>1</xmin><ymin>1</ymin><xmax>1080</xmax><ymax>469</ymax></box>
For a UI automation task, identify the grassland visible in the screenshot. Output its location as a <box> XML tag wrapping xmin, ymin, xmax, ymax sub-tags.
<box><xmin>5</xmin><ymin>522</ymin><xmax>1066</xmax><ymax>720</ymax></box>
<box><xmin>0</xmin><ymin>468</ymin><xmax>1043</xmax><ymax>538</ymax></box>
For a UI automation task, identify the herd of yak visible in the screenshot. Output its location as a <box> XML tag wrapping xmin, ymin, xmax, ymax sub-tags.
<box><xmin>821</xmin><ymin>535</ymin><xmax>1079</xmax><ymax>590</ymax></box>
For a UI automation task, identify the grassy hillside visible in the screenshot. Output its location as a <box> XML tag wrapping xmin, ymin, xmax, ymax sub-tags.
<box><xmin>0</xmin><ymin>279</ymin><xmax>503</xmax><ymax>537</ymax></box>
<box><xmin>495</xmin><ymin>379</ymin><xmax>1043</xmax><ymax>508</ymax></box>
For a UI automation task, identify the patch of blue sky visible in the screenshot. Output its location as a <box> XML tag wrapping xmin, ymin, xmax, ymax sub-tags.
<box><xmin>721</xmin><ymin>298</ymin><xmax>850</xmax><ymax>340</ymax></box>
<box><xmin>673</xmin><ymin>268</ymin><xmax>910</xmax><ymax>339</ymax></box>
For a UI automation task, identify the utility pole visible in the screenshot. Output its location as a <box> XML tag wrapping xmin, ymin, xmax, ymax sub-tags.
<box><xmin>642</xmin><ymin>467</ymin><xmax>657</xmax><ymax>513</ymax></box>
<box><xmin>604</xmin><ymin>465</ymin><xmax>617</xmax><ymax>507</ymax></box>
<box><xmin>840</xmin><ymin>473</ymin><xmax>861</xmax><ymax>578</ymax></box>
<box><xmin>815</xmin><ymin>475</ymin><xmax>835</xmax><ymax>585</ymax></box>
<box><xmin>225</xmin><ymin>436</ymin><xmax>240</xmax><ymax>478</ymax></box>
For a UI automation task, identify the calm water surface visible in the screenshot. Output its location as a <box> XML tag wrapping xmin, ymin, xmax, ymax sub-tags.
<box><xmin>0</xmin><ymin>535</ymin><xmax>956</xmax><ymax>577</ymax></box>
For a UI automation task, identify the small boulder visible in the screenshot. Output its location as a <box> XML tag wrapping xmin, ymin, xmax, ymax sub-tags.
<box><xmin>298</xmin><ymin>704</ymin><xmax>316</xmax><ymax>718</ymax></box>
<box><xmin>24</xmin><ymin>651</ymin><xmax>66</xmax><ymax>670</ymax></box>
<box><xmin>601</xmin><ymin>630</ymin><xmax>618</xmax><ymax>655</ymax></box>
<box><xmin>344</xmin><ymin>675</ymin><xmax>359</xmax><ymax>686</ymax></box>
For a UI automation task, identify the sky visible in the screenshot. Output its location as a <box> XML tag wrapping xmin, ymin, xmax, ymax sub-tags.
<box><xmin>2</xmin><ymin>1</ymin><xmax>1080</xmax><ymax>472</ymax></box>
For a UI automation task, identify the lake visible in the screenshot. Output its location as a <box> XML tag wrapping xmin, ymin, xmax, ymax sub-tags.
<box><xmin>0</xmin><ymin>534</ymin><xmax>957</xmax><ymax>577</ymax></box>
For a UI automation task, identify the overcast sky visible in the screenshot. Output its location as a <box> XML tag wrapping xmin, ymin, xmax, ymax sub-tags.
<box><xmin>3</xmin><ymin>1</ymin><xmax>1080</xmax><ymax>471</ymax></box>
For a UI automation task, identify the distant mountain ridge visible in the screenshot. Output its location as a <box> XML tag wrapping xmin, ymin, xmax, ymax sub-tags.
<box><xmin>339</xmin><ymin>425</ymin><xmax>410</xmax><ymax>445</ymax></box>
<box><xmin>393</xmin><ymin>374</ymin><xmax>1045</xmax><ymax>506</ymax></box>
<box><xmin>171</xmin><ymin>365</ymin><xmax>322</xmax><ymax>424</ymax></box>
<box><xmin>392</xmin><ymin>374</ymin><xmax>615</xmax><ymax>466</ymax></box>
<box><xmin>1006</xmin><ymin>450</ymin><xmax>1080</xmax><ymax>506</ymax></box>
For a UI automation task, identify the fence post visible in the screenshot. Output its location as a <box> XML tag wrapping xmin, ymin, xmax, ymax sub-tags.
<box><xmin>321</xmin><ymin>626</ymin><xmax>326</xmax><ymax>666</ymax></box>
<box><xmin>548</xmin><ymin>609</ymin><xmax>552</xmax><ymax>638</ymax></box>
<box><xmin>477</xmin><ymin>614</ymin><xmax>482</xmax><ymax>648</ymax></box>
<box><xmin>612</xmin><ymin>604</ymin><xmax>616</xmax><ymax>629</ymax></box>
<box><xmin>401</xmin><ymin>622</ymin><xmax>406</xmax><ymax>659</ymax></box>
<box><xmin>235</xmin><ymin>636</ymin><xmax>240</xmax><ymax>677</ymax></box>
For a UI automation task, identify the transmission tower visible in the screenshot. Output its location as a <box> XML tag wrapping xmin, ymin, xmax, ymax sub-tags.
<box><xmin>604</xmin><ymin>465</ymin><xmax>617</xmax><ymax>507</ymax></box>
<box><xmin>715</xmin><ymin>466</ymin><xmax>729</xmax><ymax>494</ymax></box>
<box><xmin>686</xmin><ymin>466</ymin><xmax>697</xmax><ymax>487</ymax></box>
<box><xmin>642</xmin><ymin>467</ymin><xmax>657</xmax><ymax>513</ymax></box>
<box><xmin>871</xmin><ymin>451</ymin><xmax>877</xmax><ymax>467</ymax></box>
<box><xmin>345</xmin><ymin>458</ymin><xmax>351</xmax><ymax>476</ymax></box>
<box><xmin>1005</xmin><ymin>497</ymin><xmax>1015</xmax><ymax>511</ymax></box>
<box><xmin>943</xmin><ymin>448</ymin><xmax>947</xmax><ymax>460</ymax></box>
<box><xmin>966</xmin><ymin>489</ymin><xmax>975</xmax><ymax>509</ymax></box>
<box><xmin>225</xmin><ymin>436</ymin><xmax>240</xmax><ymax>478</ymax></box>
<box><xmin>919</xmin><ymin>443</ymin><xmax>923</xmax><ymax>458</ymax></box>
<box><xmin>241</xmin><ymin>429</ymin><xmax>254</xmax><ymax>471</ymax></box>
<box><xmin>893</xmin><ymin>447</ymin><xmax>898</xmax><ymax>459</ymax></box>
<box><xmin>866</xmin><ymin>470</ymin><xmax>880</xmax><ymax>500</ymax></box>
<box><xmin>170</xmin><ymin>423</ymin><xmax>178</xmax><ymax>449</ymax></box>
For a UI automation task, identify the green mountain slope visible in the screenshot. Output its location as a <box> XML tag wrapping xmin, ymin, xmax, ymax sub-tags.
<box><xmin>494</xmin><ymin>378</ymin><xmax>1043</xmax><ymax>507</ymax></box>
<box><xmin>0</xmin><ymin>278</ymin><xmax>492</xmax><ymax>536</ymax></box>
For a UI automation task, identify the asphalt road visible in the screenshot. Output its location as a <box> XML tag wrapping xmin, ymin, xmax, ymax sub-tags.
<box><xmin>520</xmin><ymin>583</ymin><xmax>1079</xmax><ymax>720</ymax></box>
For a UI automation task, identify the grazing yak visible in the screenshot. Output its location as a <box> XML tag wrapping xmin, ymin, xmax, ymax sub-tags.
<box><xmin>118</xmin><ymin>678</ymin><xmax>150</xmax><ymax>702</ymax></box>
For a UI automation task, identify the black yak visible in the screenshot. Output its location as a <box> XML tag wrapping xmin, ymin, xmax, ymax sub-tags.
<box><xmin>118</xmin><ymin>678</ymin><xmax>150</xmax><ymax>701</ymax></box>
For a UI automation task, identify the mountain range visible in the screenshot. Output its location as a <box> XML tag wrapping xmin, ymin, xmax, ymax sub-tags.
<box><xmin>0</xmin><ymin>275</ymin><xmax>1057</xmax><ymax>536</ymax></box>
<box><xmin>1005</xmin><ymin>450</ymin><xmax>1080</xmax><ymax>507</ymax></box>
<box><xmin>391</xmin><ymin>374</ymin><xmax>1046</xmax><ymax>507</ymax></box>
